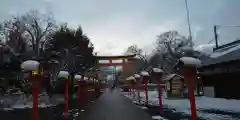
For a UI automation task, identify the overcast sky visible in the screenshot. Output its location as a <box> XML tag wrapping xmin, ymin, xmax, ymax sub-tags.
<box><xmin>1</xmin><ymin>0</ymin><xmax>240</xmax><ymax>55</ymax></box>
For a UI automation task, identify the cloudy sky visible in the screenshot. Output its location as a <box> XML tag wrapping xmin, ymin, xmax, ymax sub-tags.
<box><xmin>1</xmin><ymin>0</ymin><xmax>240</xmax><ymax>55</ymax></box>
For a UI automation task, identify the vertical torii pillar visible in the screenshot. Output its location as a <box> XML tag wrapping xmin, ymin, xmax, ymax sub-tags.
<box><xmin>180</xmin><ymin>57</ymin><xmax>201</xmax><ymax>120</ymax></box>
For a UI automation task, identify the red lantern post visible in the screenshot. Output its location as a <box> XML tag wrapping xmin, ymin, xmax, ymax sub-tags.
<box><xmin>131</xmin><ymin>78</ymin><xmax>136</xmax><ymax>99</ymax></box>
<box><xmin>21</xmin><ymin>60</ymin><xmax>40</xmax><ymax>120</ymax></box>
<box><xmin>134</xmin><ymin>74</ymin><xmax>141</xmax><ymax>103</ymax></box>
<box><xmin>180</xmin><ymin>57</ymin><xmax>201</xmax><ymax>120</ymax></box>
<box><xmin>58</xmin><ymin>71</ymin><xmax>70</xmax><ymax>120</ymax></box>
<box><xmin>151</xmin><ymin>68</ymin><xmax>164</xmax><ymax>114</ymax></box>
<box><xmin>83</xmin><ymin>77</ymin><xmax>89</xmax><ymax>104</ymax></box>
<box><xmin>75</xmin><ymin>74</ymin><xmax>82</xmax><ymax>105</ymax></box>
<box><xmin>140</xmin><ymin>71</ymin><xmax>150</xmax><ymax>105</ymax></box>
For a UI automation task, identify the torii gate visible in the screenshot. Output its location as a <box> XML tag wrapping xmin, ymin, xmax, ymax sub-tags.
<box><xmin>95</xmin><ymin>54</ymin><xmax>136</xmax><ymax>83</ymax></box>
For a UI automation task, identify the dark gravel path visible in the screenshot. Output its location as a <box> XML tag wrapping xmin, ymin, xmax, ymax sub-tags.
<box><xmin>77</xmin><ymin>89</ymin><xmax>153</xmax><ymax>120</ymax></box>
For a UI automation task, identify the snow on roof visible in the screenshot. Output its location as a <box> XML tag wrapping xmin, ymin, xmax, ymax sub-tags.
<box><xmin>21</xmin><ymin>60</ymin><xmax>40</xmax><ymax>71</ymax></box>
<box><xmin>58</xmin><ymin>71</ymin><xmax>69</xmax><ymax>78</ymax></box>
<box><xmin>141</xmin><ymin>71</ymin><xmax>149</xmax><ymax>76</ymax></box>
<box><xmin>152</xmin><ymin>68</ymin><xmax>163</xmax><ymax>73</ymax></box>
<box><xmin>210</xmin><ymin>42</ymin><xmax>240</xmax><ymax>58</ymax></box>
<box><xmin>74</xmin><ymin>75</ymin><xmax>82</xmax><ymax>80</ymax></box>
<box><xmin>163</xmin><ymin>74</ymin><xmax>183</xmax><ymax>81</ymax></box>
<box><xmin>180</xmin><ymin>57</ymin><xmax>201</xmax><ymax>67</ymax></box>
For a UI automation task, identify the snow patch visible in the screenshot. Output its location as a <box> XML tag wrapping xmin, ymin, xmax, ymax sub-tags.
<box><xmin>141</xmin><ymin>71</ymin><xmax>149</xmax><ymax>76</ymax></box>
<box><xmin>152</xmin><ymin>115</ymin><xmax>169</xmax><ymax>120</ymax></box>
<box><xmin>180</xmin><ymin>57</ymin><xmax>201</xmax><ymax>67</ymax></box>
<box><xmin>152</xmin><ymin>68</ymin><xmax>163</xmax><ymax>73</ymax></box>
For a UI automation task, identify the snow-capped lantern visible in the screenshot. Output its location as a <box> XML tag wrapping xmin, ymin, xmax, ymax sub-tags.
<box><xmin>140</xmin><ymin>70</ymin><xmax>150</xmax><ymax>105</ymax></box>
<box><xmin>151</xmin><ymin>67</ymin><xmax>164</xmax><ymax>114</ymax></box>
<box><xmin>179</xmin><ymin>57</ymin><xmax>201</xmax><ymax>120</ymax></box>
<box><xmin>21</xmin><ymin>60</ymin><xmax>40</xmax><ymax>120</ymax></box>
<box><xmin>140</xmin><ymin>71</ymin><xmax>149</xmax><ymax>84</ymax></box>
<box><xmin>82</xmin><ymin>77</ymin><xmax>88</xmax><ymax>84</ymax></box>
<box><xmin>151</xmin><ymin>68</ymin><xmax>163</xmax><ymax>81</ymax></box>
<box><xmin>58</xmin><ymin>71</ymin><xmax>69</xmax><ymax>80</ymax></box>
<box><xmin>21</xmin><ymin>60</ymin><xmax>40</xmax><ymax>71</ymax></box>
<box><xmin>180</xmin><ymin>57</ymin><xmax>201</xmax><ymax>67</ymax></box>
<box><xmin>74</xmin><ymin>74</ymin><xmax>82</xmax><ymax>81</ymax></box>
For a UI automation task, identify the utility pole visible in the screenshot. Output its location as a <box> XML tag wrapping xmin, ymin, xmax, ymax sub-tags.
<box><xmin>214</xmin><ymin>25</ymin><xmax>219</xmax><ymax>48</ymax></box>
<box><xmin>184</xmin><ymin>0</ymin><xmax>193</xmax><ymax>48</ymax></box>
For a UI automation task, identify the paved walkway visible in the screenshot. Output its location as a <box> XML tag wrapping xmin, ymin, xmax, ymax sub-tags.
<box><xmin>77</xmin><ymin>88</ymin><xmax>153</xmax><ymax>120</ymax></box>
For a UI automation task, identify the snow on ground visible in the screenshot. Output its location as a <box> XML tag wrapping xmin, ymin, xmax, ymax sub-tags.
<box><xmin>138</xmin><ymin>91</ymin><xmax>240</xmax><ymax>113</ymax></box>
<box><xmin>0</xmin><ymin>94</ymin><xmax>65</xmax><ymax>110</ymax></box>
<box><xmin>122</xmin><ymin>90</ymin><xmax>240</xmax><ymax>120</ymax></box>
<box><xmin>152</xmin><ymin>115</ymin><xmax>169</xmax><ymax>120</ymax></box>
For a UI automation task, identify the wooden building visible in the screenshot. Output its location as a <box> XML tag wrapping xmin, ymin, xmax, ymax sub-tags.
<box><xmin>200</xmin><ymin>40</ymin><xmax>240</xmax><ymax>99</ymax></box>
<box><xmin>164</xmin><ymin>74</ymin><xmax>184</xmax><ymax>97</ymax></box>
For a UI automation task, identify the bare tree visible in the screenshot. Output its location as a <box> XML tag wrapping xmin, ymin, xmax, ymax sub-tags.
<box><xmin>4</xmin><ymin>10</ymin><xmax>56</xmax><ymax>57</ymax></box>
<box><xmin>124</xmin><ymin>45</ymin><xmax>149</xmax><ymax>71</ymax></box>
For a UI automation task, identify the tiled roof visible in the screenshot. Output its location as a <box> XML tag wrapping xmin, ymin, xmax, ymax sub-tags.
<box><xmin>202</xmin><ymin>40</ymin><xmax>240</xmax><ymax>66</ymax></box>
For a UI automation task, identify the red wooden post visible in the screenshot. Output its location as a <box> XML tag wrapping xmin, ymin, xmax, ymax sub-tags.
<box><xmin>31</xmin><ymin>73</ymin><xmax>40</xmax><ymax>120</ymax></box>
<box><xmin>77</xmin><ymin>81</ymin><xmax>81</xmax><ymax>104</ymax></box>
<box><xmin>180</xmin><ymin>57</ymin><xmax>201</xmax><ymax>120</ymax></box>
<box><xmin>152</xmin><ymin>68</ymin><xmax>164</xmax><ymax>114</ymax></box>
<box><xmin>58</xmin><ymin>71</ymin><xmax>70</xmax><ymax>120</ymax></box>
<box><xmin>64</xmin><ymin>80</ymin><xmax>69</xmax><ymax>120</ymax></box>
<box><xmin>75</xmin><ymin>75</ymin><xmax>82</xmax><ymax>105</ymax></box>
<box><xmin>141</xmin><ymin>71</ymin><xmax>150</xmax><ymax>105</ymax></box>
<box><xmin>134</xmin><ymin>74</ymin><xmax>141</xmax><ymax>103</ymax></box>
<box><xmin>84</xmin><ymin>77</ymin><xmax>89</xmax><ymax>104</ymax></box>
<box><xmin>21</xmin><ymin>60</ymin><xmax>40</xmax><ymax>120</ymax></box>
<box><xmin>132</xmin><ymin>79</ymin><xmax>136</xmax><ymax>99</ymax></box>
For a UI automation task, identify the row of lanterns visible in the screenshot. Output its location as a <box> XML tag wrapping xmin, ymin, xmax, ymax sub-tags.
<box><xmin>21</xmin><ymin>60</ymin><xmax>104</xmax><ymax>120</ymax></box>
<box><xmin>124</xmin><ymin>57</ymin><xmax>201</xmax><ymax>120</ymax></box>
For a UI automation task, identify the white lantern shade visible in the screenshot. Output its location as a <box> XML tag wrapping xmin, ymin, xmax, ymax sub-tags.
<box><xmin>21</xmin><ymin>60</ymin><xmax>40</xmax><ymax>71</ymax></box>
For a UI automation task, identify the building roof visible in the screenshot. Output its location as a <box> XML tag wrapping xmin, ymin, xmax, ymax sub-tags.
<box><xmin>163</xmin><ymin>74</ymin><xmax>183</xmax><ymax>81</ymax></box>
<box><xmin>202</xmin><ymin>40</ymin><xmax>240</xmax><ymax>66</ymax></box>
<box><xmin>95</xmin><ymin>54</ymin><xmax>136</xmax><ymax>60</ymax></box>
